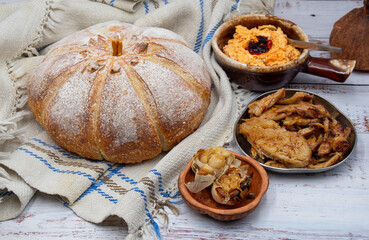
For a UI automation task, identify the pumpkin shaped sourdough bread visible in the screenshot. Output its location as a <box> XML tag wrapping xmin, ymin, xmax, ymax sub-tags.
<box><xmin>28</xmin><ymin>22</ymin><xmax>211</xmax><ymax>163</ymax></box>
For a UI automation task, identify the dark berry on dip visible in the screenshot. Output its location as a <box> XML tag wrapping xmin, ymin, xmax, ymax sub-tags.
<box><xmin>247</xmin><ymin>36</ymin><xmax>273</xmax><ymax>55</ymax></box>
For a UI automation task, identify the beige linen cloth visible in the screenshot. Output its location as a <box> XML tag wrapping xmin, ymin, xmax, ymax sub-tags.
<box><xmin>0</xmin><ymin>0</ymin><xmax>274</xmax><ymax>238</ymax></box>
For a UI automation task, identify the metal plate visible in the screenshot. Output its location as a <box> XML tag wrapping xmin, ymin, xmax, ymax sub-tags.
<box><xmin>233</xmin><ymin>89</ymin><xmax>357</xmax><ymax>173</ymax></box>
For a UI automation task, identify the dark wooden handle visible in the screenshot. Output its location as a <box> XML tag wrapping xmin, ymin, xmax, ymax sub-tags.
<box><xmin>303</xmin><ymin>57</ymin><xmax>356</xmax><ymax>83</ymax></box>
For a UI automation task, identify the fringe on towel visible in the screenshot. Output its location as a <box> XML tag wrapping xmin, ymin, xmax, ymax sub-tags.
<box><xmin>125</xmin><ymin>222</ymin><xmax>162</xmax><ymax>240</ymax></box>
<box><xmin>0</xmin><ymin>1</ymin><xmax>53</xmax><ymax>156</ymax></box>
<box><xmin>21</xmin><ymin>1</ymin><xmax>53</xmax><ymax>58</ymax></box>
<box><xmin>125</xmin><ymin>184</ymin><xmax>181</xmax><ymax>240</ymax></box>
<box><xmin>0</xmin><ymin>62</ymin><xmax>33</xmax><ymax>156</ymax></box>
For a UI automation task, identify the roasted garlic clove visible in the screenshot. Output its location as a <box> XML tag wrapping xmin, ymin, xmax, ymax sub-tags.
<box><xmin>185</xmin><ymin>147</ymin><xmax>238</xmax><ymax>193</ymax></box>
<box><xmin>191</xmin><ymin>147</ymin><xmax>237</xmax><ymax>177</ymax></box>
<box><xmin>211</xmin><ymin>165</ymin><xmax>252</xmax><ymax>205</ymax></box>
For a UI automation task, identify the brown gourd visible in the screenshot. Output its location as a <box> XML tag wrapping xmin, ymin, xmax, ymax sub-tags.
<box><xmin>330</xmin><ymin>0</ymin><xmax>369</xmax><ymax>71</ymax></box>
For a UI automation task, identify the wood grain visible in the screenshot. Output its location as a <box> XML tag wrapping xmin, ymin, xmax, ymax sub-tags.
<box><xmin>2</xmin><ymin>0</ymin><xmax>369</xmax><ymax>239</ymax></box>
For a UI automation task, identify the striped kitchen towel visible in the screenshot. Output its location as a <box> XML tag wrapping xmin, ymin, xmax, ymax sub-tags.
<box><xmin>0</xmin><ymin>0</ymin><xmax>274</xmax><ymax>239</ymax></box>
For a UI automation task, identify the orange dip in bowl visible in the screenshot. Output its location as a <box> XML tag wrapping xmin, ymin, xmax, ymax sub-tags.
<box><xmin>223</xmin><ymin>25</ymin><xmax>301</xmax><ymax>67</ymax></box>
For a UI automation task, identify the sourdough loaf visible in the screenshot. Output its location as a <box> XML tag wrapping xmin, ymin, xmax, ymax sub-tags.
<box><xmin>28</xmin><ymin>22</ymin><xmax>211</xmax><ymax>163</ymax></box>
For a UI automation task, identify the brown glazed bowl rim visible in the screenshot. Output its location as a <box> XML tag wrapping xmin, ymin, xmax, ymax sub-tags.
<box><xmin>211</xmin><ymin>14</ymin><xmax>310</xmax><ymax>73</ymax></box>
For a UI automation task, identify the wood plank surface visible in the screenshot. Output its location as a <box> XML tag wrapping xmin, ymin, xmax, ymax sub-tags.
<box><xmin>1</xmin><ymin>0</ymin><xmax>369</xmax><ymax>239</ymax></box>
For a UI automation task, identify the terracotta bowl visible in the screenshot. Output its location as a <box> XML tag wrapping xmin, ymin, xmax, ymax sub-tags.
<box><xmin>178</xmin><ymin>150</ymin><xmax>269</xmax><ymax>221</ymax></box>
<box><xmin>211</xmin><ymin>14</ymin><xmax>356</xmax><ymax>91</ymax></box>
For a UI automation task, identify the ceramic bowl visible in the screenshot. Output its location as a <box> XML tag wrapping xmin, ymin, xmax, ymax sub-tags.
<box><xmin>211</xmin><ymin>14</ymin><xmax>356</xmax><ymax>91</ymax></box>
<box><xmin>178</xmin><ymin>150</ymin><xmax>269</xmax><ymax>221</ymax></box>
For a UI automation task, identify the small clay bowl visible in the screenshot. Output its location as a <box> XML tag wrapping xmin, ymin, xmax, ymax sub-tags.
<box><xmin>178</xmin><ymin>150</ymin><xmax>269</xmax><ymax>221</ymax></box>
<box><xmin>211</xmin><ymin>14</ymin><xmax>356</xmax><ymax>91</ymax></box>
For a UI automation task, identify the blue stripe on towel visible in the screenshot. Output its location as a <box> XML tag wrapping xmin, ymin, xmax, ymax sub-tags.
<box><xmin>151</xmin><ymin>218</ymin><xmax>162</xmax><ymax>239</ymax></box>
<box><xmin>31</xmin><ymin>138</ymin><xmax>84</xmax><ymax>160</ymax></box>
<box><xmin>193</xmin><ymin>0</ymin><xmax>205</xmax><ymax>53</ymax></box>
<box><xmin>36</xmin><ymin>42</ymin><xmax>53</xmax><ymax>52</ymax></box>
<box><xmin>149</xmin><ymin>169</ymin><xmax>175</xmax><ymax>198</ymax></box>
<box><xmin>97</xmin><ymin>188</ymin><xmax>118</xmax><ymax>203</ymax></box>
<box><xmin>117</xmin><ymin>172</ymin><xmax>138</xmax><ymax>185</ymax></box>
<box><xmin>143</xmin><ymin>1</ymin><xmax>149</xmax><ymax>14</ymax></box>
<box><xmin>0</xmin><ymin>191</ymin><xmax>13</xmax><ymax>197</ymax></box>
<box><xmin>149</xmin><ymin>169</ymin><xmax>163</xmax><ymax>191</ymax></box>
<box><xmin>30</xmin><ymin>138</ymin><xmax>112</xmax><ymax>167</ymax></box>
<box><xmin>231</xmin><ymin>0</ymin><xmax>240</xmax><ymax>12</ymax></box>
<box><xmin>201</xmin><ymin>20</ymin><xmax>222</xmax><ymax>50</ymax></box>
<box><xmin>74</xmin><ymin>165</ymin><xmax>123</xmax><ymax>203</ymax></box>
<box><xmin>161</xmin><ymin>0</ymin><xmax>168</xmax><ymax>4</ymax></box>
<box><xmin>110</xmin><ymin>0</ymin><xmax>115</xmax><ymax>6</ymax></box>
<box><xmin>19</xmin><ymin>147</ymin><xmax>96</xmax><ymax>182</ymax></box>
<box><xmin>130</xmin><ymin>187</ymin><xmax>161</xmax><ymax>238</ymax></box>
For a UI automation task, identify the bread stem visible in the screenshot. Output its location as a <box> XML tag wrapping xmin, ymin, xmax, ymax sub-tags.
<box><xmin>112</xmin><ymin>39</ymin><xmax>123</xmax><ymax>56</ymax></box>
<box><xmin>112</xmin><ymin>39</ymin><xmax>118</xmax><ymax>56</ymax></box>
<box><xmin>117</xmin><ymin>39</ymin><xmax>123</xmax><ymax>56</ymax></box>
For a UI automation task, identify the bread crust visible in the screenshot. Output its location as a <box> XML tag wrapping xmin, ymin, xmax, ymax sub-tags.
<box><xmin>28</xmin><ymin>22</ymin><xmax>211</xmax><ymax>163</ymax></box>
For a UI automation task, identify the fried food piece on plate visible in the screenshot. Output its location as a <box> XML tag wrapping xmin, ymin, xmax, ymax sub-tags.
<box><xmin>294</xmin><ymin>102</ymin><xmax>330</xmax><ymax>118</ymax></box>
<box><xmin>305</xmin><ymin>134</ymin><xmax>324</xmax><ymax>152</ymax></box>
<box><xmin>329</xmin><ymin>118</ymin><xmax>351</xmax><ymax>154</ymax></box>
<box><xmin>282</xmin><ymin>114</ymin><xmax>321</xmax><ymax>130</ymax></box>
<box><xmin>244</xmin><ymin>89</ymin><xmax>352</xmax><ymax>169</ymax></box>
<box><xmin>265</xmin><ymin>160</ymin><xmax>287</xmax><ymax>168</ymax></box>
<box><xmin>330</xmin><ymin>118</ymin><xmax>351</xmax><ymax>139</ymax></box>
<box><xmin>315</xmin><ymin>118</ymin><xmax>351</xmax><ymax>156</ymax></box>
<box><xmin>277</xmin><ymin>91</ymin><xmax>313</xmax><ymax>105</ymax></box>
<box><xmin>259</xmin><ymin>105</ymin><xmax>288</xmax><ymax>121</ymax></box>
<box><xmin>308</xmin><ymin>152</ymin><xmax>342</xmax><ymax>169</ymax></box>
<box><xmin>259</xmin><ymin>101</ymin><xmax>330</xmax><ymax>122</ymax></box>
<box><xmin>317</xmin><ymin>142</ymin><xmax>332</xmax><ymax>156</ymax></box>
<box><xmin>240</xmin><ymin>117</ymin><xmax>312</xmax><ymax>168</ymax></box>
<box><xmin>298</xmin><ymin>126</ymin><xmax>317</xmax><ymax>137</ymax></box>
<box><xmin>331</xmin><ymin>136</ymin><xmax>351</xmax><ymax>154</ymax></box>
<box><xmin>308</xmin><ymin>117</ymin><xmax>330</xmax><ymax>141</ymax></box>
<box><xmin>248</xmin><ymin>88</ymin><xmax>285</xmax><ymax>117</ymax></box>
<box><xmin>276</xmin><ymin>101</ymin><xmax>330</xmax><ymax>119</ymax></box>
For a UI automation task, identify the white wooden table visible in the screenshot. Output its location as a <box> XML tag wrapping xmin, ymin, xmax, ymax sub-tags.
<box><xmin>1</xmin><ymin>0</ymin><xmax>369</xmax><ymax>239</ymax></box>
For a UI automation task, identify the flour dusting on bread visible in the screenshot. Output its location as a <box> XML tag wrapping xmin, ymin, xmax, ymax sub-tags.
<box><xmin>28</xmin><ymin>22</ymin><xmax>211</xmax><ymax>163</ymax></box>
